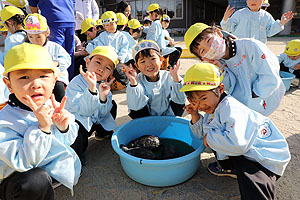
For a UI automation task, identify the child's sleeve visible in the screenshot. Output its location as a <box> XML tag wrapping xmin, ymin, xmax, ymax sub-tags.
<box><xmin>265</xmin><ymin>13</ymin><xmax>284</xmax><ymax>37</ymax></box>
<box><xmin>86</xmin><ymin>37</ymin><xmax>101</xmax><ymax>55</ymax></box>
<box><xmin>222</xmin><ymin>67</ymin><xmax>237</xmax><ymax>95</ymax></box>
<box><xmin>249</xmin><ymin>40</ymin><xmax>282</xmax><ymax>98</ymax></box>
<box><xmin>206</xmin><ymin>102</ymin><xmax>256</xmax><ymax>155</ymax></box>
<box><xmin>189</xmin><ymin>115</ymin><xmax>205</xmax><ymax>139</ymax></box>
<box><xmin>277</xmin><ymin>53</ymin><xmax>285</xmax><ymax>64</ymax></box>
<box><xmin>220</xmin><ymin>12</ymin><xmax>240</xmax><ymax>33</ymax></box>
<box><xmin>117</xmin><ymin>34</ymin><xmax>130</xmax><ymax>64</ymax></box>
<box><xmin>0</xmin><ymin>126</ymin><xmax>52</xmax><ymax>171</ymax></box>
<box><xmin>126</xmin><ymin>84</ymin><xmax>149</xmax><ymax>111</ymax></box>
<box><xmin>170</xmin><ymin>76</ymin><xmax>186</xmax><ymax>104</ymax></box>
<box><xmin>95</xmin><ymin>92</ymin><xmax>114</xmax><ymax>119</ymax></box>
<box><xmin>146</xmin><ymin>23</ymin><xmax>161</xmax><ymax>42</ymax></box>
<box><xmin>55</xmin><ymin>44</ymin><xmax>71</xmax><ymax>72</ymax></box>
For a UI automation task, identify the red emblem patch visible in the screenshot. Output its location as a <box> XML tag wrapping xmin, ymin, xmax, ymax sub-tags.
<box><xmin>261</xmin><ymin>54</ymin><xmax>266</xmax><ymax>59</ymax></box>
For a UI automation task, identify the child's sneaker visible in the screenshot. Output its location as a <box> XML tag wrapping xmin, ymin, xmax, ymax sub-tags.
<box><xmin>52</xmin><ymin>179</ymin><xmax>62</xmax><ymax>189</ymax></box>
<box><xmin>207</xmin><ymin>162</ymin><xmax>237</xmax><ymax>179</ymax></box>
<box><xmin>94</xmin><ymin>130</ymin><xmax>113</xmax><ymax>141</ymax></box>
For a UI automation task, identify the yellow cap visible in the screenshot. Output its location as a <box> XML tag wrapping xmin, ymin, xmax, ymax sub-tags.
<box><xmin>284</xmin><ymin>39</ymin><xmax>300</xmax><ymax>56</ymax></box>
<box><xmin>180</xmin><ymin>63</ymin><xmax>223</xmax><ymax>92</ymax></box>
<box><xmin>89</xmin><ymin>46</ymin><xmax>119</xmax><ymax>67</ymax></box>
<box><xmin>128</xmin><ymin>19</ymin><xmax>142</xmax><ymax>29</ymax></box>
<box><xmin>0</xmin><ymin>6</ymin><xmax>24</xmax><ymax>22</ymax></box>
<box><xmin>96</xmin><ymin>19</ymin><xmax>102</xmax><ymax>26</ymax></box>
<box><xmin>160</xmin><ymin>14</ymin><xmax>170</xmax><ymax>22</ymax></box>
<box><xmin>184</xmin><ymin>23</ymin><xmax>210</xmax><ymax>52</ymax></box>
<box><xmin>132</xmin><ymin>40</ymin><xmax>160</xmax><ymax>61</ymax></box>
<box><xmin>4</xmin><ymin>43</ymin><xmax>56</xmax><ymax>75</ymax></box>
<box><xmin>3</xmin><ymin>0</ymin><xmax>26</xmax><ymax>8</ymax></box>
<box><xmin>101</xmin><ymin>11</ymin><xmax>117</xmax><ymax>25</ymax></box>
<box><xmin>148</xmin><ymin>3</ymin><xmax>160</xmax><ymax>12</ymax></box>
<box><xmin>81</xmin><ymin>18</ymin><xmax>96</xmax><ymax>34</ymax></box>
<box><xmin>261</xmin><ymin>0</ymin><xmax>270</xmax><ymax>7</ymax></box>
<box><xmin>0</xmin><ymin>24</ymin><xmax>7</xmax><ymax>32</ymax></box>
<box><xmin>116</xmin><ymin>13</ymin><xmax>128</xmax><ymax>26</ymax></box>
<box><xmin>24</xmin><ymin>14</ymin><xmax>48</xmax><ymax>34</ymax></box>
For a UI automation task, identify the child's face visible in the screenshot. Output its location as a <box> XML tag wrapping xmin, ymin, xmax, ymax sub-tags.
<box><xmin>288</xmin><ymin>54</ymin><xmax>300</xmax><ymax>60</ymax></box>
<box><xmin>129</xmin><ymin>29</ymin><xmax>142</xmax><ymax>40</ymax></box>
<box><xmin>161</xmin><ymin>21</ymin><xmax>170</xmax><ymax>29</ymax></box>
<box><xmin>28</xmin><ymin>33</ymin><xmax>48</xmax><ymax>46</ymax></box>
<box><xmin>85</xmin><ymin>27</ymin><xmax>97</xmax><ymax>40</ymax></box>
<box><xmin>4</xmin><ymin>69</ymin><xmax>56</xmax><ymax>107</ymax></box>
<box><xmin>194</xmin><ymin>32</ymin><xmax>222</xmax><ymax>58</ymax></box>
<box><xmin>86</xmin><ymin>55</ymin><xmax>114</xmax><ymax>82</ymax></box>
<box><xmin>187</xmin><ymin>85</ymin><xmax>224</xmax><ymax>114</ymax></box>
<box><xmin>136</xmin><ymin>49</ymin><xmax>162</xmax><ymax>82</ymax></box>
<box><xmin>103</xmin><ymin>22</ymin><xmax>117</xmax><ymax>33</ymax></box>
<box><xmin>247</xmin><ymin>0</ymin><xmax>263</xmax><ymax>11</ymax></box>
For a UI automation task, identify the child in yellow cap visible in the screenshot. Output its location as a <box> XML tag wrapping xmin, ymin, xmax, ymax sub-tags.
<box><xmin>182</xmin><ymin>63</ymin><xmax>290</xmax><ymax>199</ymax></box>
<box><xmin>184</xmin><ymin>22</ymin><xmax>285</xmax><ymax>116</ymax></box>
<box><xmin>0</xmin><ymin>43</ymin><xmax>81</xmax><ymax>198</ymax></box>
<box><xmin>80</xmin><ymin>18</ymin><xmax>102</xmax><ymax>42</ymax></box>
<box><xmin>125</xmin><ymin>40</ymin><xmax>186</xmax><ymax>118</ymax></box>
<box><xmin>278</xmin><ymin>39</ymin><xmax>300</xmax><ymax>88</ymax></box>
<box><xmin>65</xmin><ymin>46</ymin><xmax>119</xmax><ymax>165</ymax></box>
<box><xmin>160</xmin><ymin>14</ymin><xmax>174</xmax><ymax>47</ymax></box>
<box><xmin>24</xmin><ymin>13</ymin><xmax>72</xmax><ymax>102</ymax></box>
<box><xmin>261</xmin><ymin>0</ymin><xmax>270</xmax><ymax>10</ymax></box>
<box><xmin>0</xmin><ymin>6</ymin><xmax>26</xmax><ymax>66</ymax></box>
<box><xmin>85</xmin><ymin>11</ymin><xmax>129</xmax><ymax>85</ymax></box>
<box><xmin>146</xmin><ymin>4</ymin><xmax>181</xmax><ymax>69</ymax></box>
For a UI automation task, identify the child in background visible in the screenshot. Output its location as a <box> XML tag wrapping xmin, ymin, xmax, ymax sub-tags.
<box><xmin>74</xmin><ymin>34</ymin><xmax>89</xmax><ymax>77</ymax></box>
<box><xmin>3</xmin><ymin>0</ymin><xmax>30</xmax><ymax>16</ymax></box>
<box><xmin>125</xmin><ymin>40</ymin><xmax>186</xmax><ymax>119</ymax></box>
<box><xmin>96</xmin><ymin>19</ymin><xmax>104</xmax><ymax>33</ymax></box>
<box><xmin>81</xmin><ymin>18</ymin><xmax>102</xmax><ymax>42</ymax></box>
<box><xmin>146</xmin><ymin>4</ymin><xmax>182</xmax><ymax>69</ymax></box>
<box><xmin>65</xmin><ymin>46</ymin><xmax>118</xmax><ymax>165</ymax></box>
<box><xmin>24</xmin><ymin>13</ymin><xmax>71</xmax><ymax>102</ymax></box>
<box><xmin>221</xmin><ymin>0</ymin><xmax>293</xmax><ymax>44</ymax></box>
<box><xmin>86</xmin><ymin>11</ymin><xmax>129</xmax><ymax>85</ymax></box>
<box><xmin>182</xmin><ymin>63</ymin><xmax>290</xmax><ymax>200</ymax></box>
<box><xmin>278</xmin><ymin>39</ymin><xmax>300</xmax><ymax>88</ymax></box>
<box><xmin>261</xmin><ymin>0</ymin><xmax>270</xmax><ymax>10</ymax></box>
<box><xmin>128</xmin><ymin>19</ymin><xmax>143</xmax><ymax>42</ymax></box>
<box><xmin>185</xmin><ymin>23</ymin><xmax>285</xmax><ymax>116</ymax></box>
<box><xmin>0</xmin><ymin>25</ymin><xmax>8</xmax><ymax>38</ymax></box>
<box><xmin>0</xmin><ymin>43</ymin><xmax>81</xmax><ymax>199</ymax></box>
<box><xmin>142</xmin><ymin>16</ymin><xmax>151</xmax><ymax>37</ymax></box>
<box><xmin>0</xmin><ymin>6</ymin><xmax>27</xmax><ymax>65</ymax></box>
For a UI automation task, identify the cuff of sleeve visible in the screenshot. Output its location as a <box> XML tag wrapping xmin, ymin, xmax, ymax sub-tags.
<box><xmin>42</xmin><ymin>130</ymin><xmax>51</xmax><ymax>135</ymax></box>
<box><xmin>89</xmin><ymin>89</ymin><xmax>98</xmax><ymax>95</ymax></box>
<box><xmin>59</xmin><ymin>125</ymin><xmax>69</xmax><ymax>133</ymax></box>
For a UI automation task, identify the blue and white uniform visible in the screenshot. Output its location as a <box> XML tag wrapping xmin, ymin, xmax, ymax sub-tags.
<box><xmin>86</xmin><ymin>30</ymin><xmax>129</xmax><ymax>64</ymax></box>
<box><xmin>278</xmin><ymin>53</ymin><xmax>300</xmax><ymax>74</ymax></box>
<box><xmin>190</xmin><ymin>95</ymin><xmax>290</xmax><ymax>176</ymax></box>
<box><xmin>0</xmin><ymin>99</ymin><xmax>81</xmax><ymax>192</ymax></box>
<box><xmin>222</xmin><ymin>38</ymin><xmax>285</xmax><ymax>116</ymax></box>
<box><xmin>126</xmin><ymin>70</ymin><xmax>186</xmax><ymax>116</ymax></box>
<box><xmin>0</xmin><ymin>31</ymin><xmax>27</xmax><ymax>65</ymax></box>
<box><xmin>146</xmin><ymin>20</ymin><xmax>177</xmax><ymax>56</ymax></box>
<box><xmin>43</xmin><ymin>41</ymin><xmax>71</xmax><ymax>85</ymax></box>
<box><xmin>121</xmin><ymin>30</ymin><xmax>137</xmax><ymax>62</ymax></box>
<box><xmin>65</xmin><ymin>74</ymin><xmax>117</xmax><ymax>132</ymax></box>
<box><xmin>220</xmin><ymin>8</ymin><xmax>283</xmax><ymax>44</ymax></box>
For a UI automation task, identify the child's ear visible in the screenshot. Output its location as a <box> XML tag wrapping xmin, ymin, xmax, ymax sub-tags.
<box><xmin>86</xmin><ymin>57</ymin><xmax>91</xmax><ymax>68</ymax></box>
<box><xmin>3</xmin><ymin>77</ymin><xmax>13</xmax><ymax>93</ymax></box>
<box><xmin>216</xmin><ymin>28</ymin><xmax>224</xmax><ymax>38</ymax></box>
<box><xmin>219</xmin><ymin>83</ymin><xmax>225</xmax><ymax>94</ymax></box>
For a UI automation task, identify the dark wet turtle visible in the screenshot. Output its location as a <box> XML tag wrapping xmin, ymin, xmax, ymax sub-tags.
<box><xmin>127</xmin><ymin>135</ymin><xmax>160</xmax><ymax>149</ymax></box>
<box><xmin>120</xmin><ymin>144</ymin><xmax>157</xmax><ymax>159</ymax></box>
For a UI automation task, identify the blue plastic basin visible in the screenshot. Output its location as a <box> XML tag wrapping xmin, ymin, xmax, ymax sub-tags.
<box><xmin>280</xmin><ymin>71</ymin><xmax>296</xmax><ymax>91</ymax></box>
<box><xmin>111</xmin><ymin>116</ymin><xmax>205</xmax><ymax>187</ymax></box>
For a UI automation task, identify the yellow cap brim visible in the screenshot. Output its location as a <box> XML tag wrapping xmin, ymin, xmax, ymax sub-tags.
<box><xmin>180</xmin><ymin>84</ymin><xmax>220</xmax><ymax>92</ymax></box>
<box><xmin>3</xmin><ymin>62</ymin><xmax>56</xmax><ymax>76</ymax></box>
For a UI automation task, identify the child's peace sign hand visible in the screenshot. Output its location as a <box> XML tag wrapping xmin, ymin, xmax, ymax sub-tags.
<box><xmin>51</xmin><ymin>94</ymin><xmax>70</xmax><ymax>132</ymax></box>
<box><xmin>80</xmin><ymin>65</ymin><xmax>97</xmax><ymax>93</ymax></box>
<box><xmin>24</xmin><ymin>95</ymin><xmax>54</xmax><ymax>133</ymax></box>
<box><xmin>223</xmin><ymin>5</ymin><xmax>235</xmax><ymax>22</ymax></box>
<box><xmin>99</xmin><ymin>78</ymin><xmax>115</xmax><ymax>102</ymax></box>
<box><xmin>123</xmin><ymin>63</ymin><xmax>138</xmax><ymax>86</ymax></box>
<box><xmin>280</xmin><ymin>11</ymin><xmax>293</xmax><ymax>26</ymax></box>
<box><xmin>170</xmin><ymin>60</ymin><xmax>181</xmax><ymax>83</ymax></box>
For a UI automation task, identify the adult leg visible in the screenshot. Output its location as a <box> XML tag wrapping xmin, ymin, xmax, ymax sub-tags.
<box><xmin>170</xmin><ymin>100</ymin><xmax>185</xmax><ymax>116</ymax></box>
<box><xmin>64</xmin><ymin>26</ymin><xmax>75</xmax><ymax>80</ymax></box>
<box><xmin>0</xmin><ymin>168</ymin><xmax>54</xmax><ymax>200</ymax></box>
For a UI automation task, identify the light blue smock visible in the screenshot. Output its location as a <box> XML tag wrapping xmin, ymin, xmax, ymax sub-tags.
<box><xmin>126</xmin><ymin>70</ymin><xmax>186</xmax><ymax>116</ymax></box>
<box><xmin>65</xmin><ymin>74</ymin><xmax>117</xmax><ymax>132</ymax></box>
<box><xmin>221</xmin><ymin>38</ymin><xmax>285</xmax><ymax>116</ymax></box>
<box><xmin>43</xmin><ymin>41</ymin><xmax>71</xmax><ymax>85</ymax></box>
<box><xmin>121</xmin><ymin>30</ymin><xmax>137</xmax><ymax>62</ymax></box>
<box><xmin>278</xmin><ymin>53</ymin><xmax>300</xmax><ymax>74</ymax></box>
<box><xmin>220</xmin><ymin>8</ymin><xmax>283</xmax><ymax>44</ymax></box>
<box><xmin>0</xmin><ymin>103</ymin><xmax>81</xmax><ymax>193</ymax></box>
<box><xmin>190</xmin><ymin>95</ymin><xmax>290</xmax><ymax>176</ymax></box>
<box><xmin>146</xmin><ymin>20</ymin><xmax>177</xmax><ymax>56</ymax></box>
<box><xmin>86</xmin><ymin>30</ymin><xmax>129</xmax><ymax>64</ymax></box>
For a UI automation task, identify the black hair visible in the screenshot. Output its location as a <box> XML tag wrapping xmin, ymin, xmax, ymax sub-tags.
<box><xmin>117</xmin><ymin>24</ymin><xmax>124</xmax><ymax>31</ymax></box>
<box><xmin>135</xmin><ymin>48</ymin><xmax>161</xmax><ymax>62</ymax></box>
<box><xmin>184</xmin><ymin>86</ymin><xmax>222</xmax><ymax>99</ymax></box>
<box><xmin>5</xmin><ymin>14</ymin><xmax>25</xmax><ymax>26</ymax></box>
<box><xmin>116</xmin><ymin>1</ymin><xmax>132</xmax><ymax>20</ymax></box>
<box><xmin>149</xmin><ymin>8</ymin><xmax>163</xmax><ymax>19</ymax></box>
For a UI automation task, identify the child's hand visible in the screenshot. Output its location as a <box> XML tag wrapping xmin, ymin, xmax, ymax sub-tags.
<box><xmin>79</xmin><ymin>65</ymin><xmax>97</xmax><ymax>92</ymax></box>
<box><xmin>99</xmin><ymin>78</ymin><xmax>115</xmax><ymax>102</ymax></box>
<box><xmin>123</xmin><ymin>63</ymin><xmax>138</xmax><ymax>86</ymax></box>
<box><xmin>293</xmin><ymin>63</ymin><xmax>300</xmax><ymax>70</ymax></box>
<box><xmin>169</xmin><ymin>60</ymin><xmax>181</xmax><ymax>82</ymax></box>
<box><xmin>50</xmin><ymin>94</ymin><xmax>70</xmax><ymax>132</ymax></box>
<box><xmin>24</xmin><ymin>95</ymin><xmax>54</xmax><ymax>133</ymax></box>
<box><xmin>280</xmin><ymin>11</ymin><xmax>293</xmax><ymax>26</ymax></box>
<box><xmin>53</xmin><ymin>61</ymin><xmax>59</xmax><ymax>67</ymax></box>
<box><xmin>223</xmin><ymin>5</ymin><xmax>235</xmax><ymax>22</ymax></box>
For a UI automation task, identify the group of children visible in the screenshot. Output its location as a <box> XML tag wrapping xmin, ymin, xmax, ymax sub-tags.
<box><xmin>0</xmin><ymin>0</ymin><xmax>297</xmax><ymax>199</ymax></box>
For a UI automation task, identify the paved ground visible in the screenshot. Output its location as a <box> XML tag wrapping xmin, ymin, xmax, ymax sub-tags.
<box><xmin>55</xmin><ymin>37</ymin><xmax>300</xmax><ymax>200</ymax></box>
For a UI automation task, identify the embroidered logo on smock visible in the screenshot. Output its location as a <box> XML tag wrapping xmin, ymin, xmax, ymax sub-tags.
<box><xmin>258</xmin><ymin>122</ymin><xmax>272</xmax><ymax>139</ymax></box>
<box><xmin>261</xmin><ymin>54</ymin><xmax>266</xmax><ymax>59</ymax></box>
<box><xmin>233</xmin><ymin>54</ymin><xmax>246</xmax><ymax>67</ymax></box>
